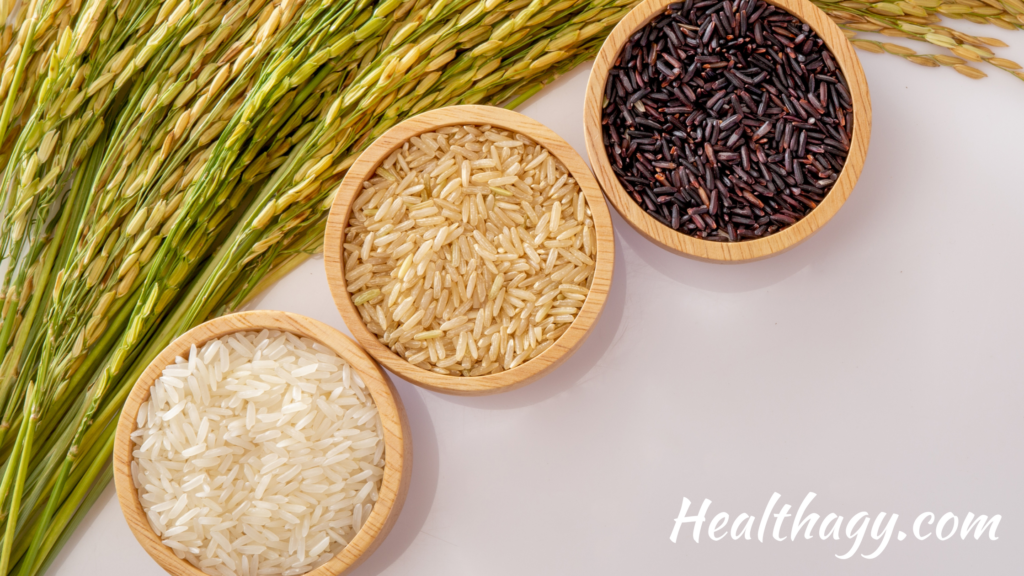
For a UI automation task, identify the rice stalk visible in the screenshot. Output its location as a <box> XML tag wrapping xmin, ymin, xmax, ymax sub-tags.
<box><xmin>814</xmin><ymin>0</ymin><xmax>1024</xmax><ymax>80</ymax></box>
<box><xmin>0</xmin><ymin>2</ymin><xmax>642</xmax><ymax>574</ymax></box>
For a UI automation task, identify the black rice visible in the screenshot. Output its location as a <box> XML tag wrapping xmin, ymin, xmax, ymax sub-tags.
<box><xmin>601</xmin><ymin>0</ymin><xmax>853</xmax><ymax>241</ymax></box>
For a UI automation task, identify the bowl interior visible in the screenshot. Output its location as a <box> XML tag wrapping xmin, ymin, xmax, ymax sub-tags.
<box><xmin>323</xmin><ymin>105</ymin><xmax>615</xmax><ymax>395</ymax></box>
<box><xmin>583</xmin><ymin>0</ymin><xmax>871</xmax><ymax>262</ymax></box>
<box><xmin>112</xmin><ymin>310</ymin><xmax>410</xmax><ymax>576</ymax></box>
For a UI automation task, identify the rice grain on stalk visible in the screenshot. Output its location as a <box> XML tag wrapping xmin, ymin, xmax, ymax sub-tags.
<box><xmin>0</xmin><ymin>2</ymin><xmax>641</xmax><ymax>574</ymax></box>
<box><xmin>813</xmin><ymin>0</ymin><xmax>1024</xmax><ymax>80</ymax></box>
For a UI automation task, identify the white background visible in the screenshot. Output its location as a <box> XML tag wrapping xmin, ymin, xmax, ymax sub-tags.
<box><xmin>53</xmin><ymin>25</ymin><xmax>1024</xmax><ymax>576</ymax></box>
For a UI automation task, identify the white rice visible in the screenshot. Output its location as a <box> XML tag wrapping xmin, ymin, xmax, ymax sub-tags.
<box><xmin>131</xmin><ymin>330</ymin><xmax>384</xmax><ymax>576</ymax></box>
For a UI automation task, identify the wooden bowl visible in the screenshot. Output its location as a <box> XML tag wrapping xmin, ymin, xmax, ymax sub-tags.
<box><xmin>324</xmin><ymin>105</ymin><xmax>615</xmax><ymax>395</ymax></box>
<box><xmin>583</xmin><ymin>0</ymin><xmax>871</xmax><ymax>262</ymax></box>
<box><xmin>112</xmin><ymin>310</ymin><xmax>411</xmax><ymax>576</ymax></box>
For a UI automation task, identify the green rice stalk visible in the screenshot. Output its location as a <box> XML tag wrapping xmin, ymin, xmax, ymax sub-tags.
<box><xmin>0</xmin><ymin>1</ymin><xmax>646</xmax><ymax>573</ymax></box>
<box><xmin>0</xmin><ymin>384</ymin><xmax>37</xmax><ymax>576</ymax></box>
<box><xmin>813</xmin><ymin>0</ymin><xmax>1024</xmax><ymax>80</ymax></box>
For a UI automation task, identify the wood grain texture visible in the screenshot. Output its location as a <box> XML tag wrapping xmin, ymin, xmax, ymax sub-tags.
<box><xmin>323</xmin><ymin>105</ymin><xmax>615</xmax><ymax>396</ymax></box>
<box><xmin>112</xmin><ymin>311</ymin><xmax>411</xmax><ymax>576</ymax></box>
<box><xmin>583</xmin><ymin>0</ymin><xmax>871</xmax><ymax>262</ymax></box>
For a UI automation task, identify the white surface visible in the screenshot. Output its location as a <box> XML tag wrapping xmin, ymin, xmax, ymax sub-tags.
<box><xmin>52</xmin><ymin>40</ymin><xmax>1024</xmax><ymax>575</ymax></box>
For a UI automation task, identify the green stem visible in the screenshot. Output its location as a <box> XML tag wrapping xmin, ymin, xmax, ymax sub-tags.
<box><xmin>0</xmin><ymin>396</ymin><xmax>29</xmax><ymax>520</ymax></box>
<box><xmin>32</xmin><ymin>465</ymin><xmax>113</xmax><ymax>576</ymax></box>
<box><xmin>12</xmin><ymin>417</ymin><xmax>116</xmax><ymax>575</ymax></box>
<box><xmin>0</xmin><ymin>384</ymin><xmax>37</xmax><ymax>575</ymax></box>
<box><xmin>20</xmin><ymin>426</ymin><xmax>115</xmax><ymax>576</ymax></box>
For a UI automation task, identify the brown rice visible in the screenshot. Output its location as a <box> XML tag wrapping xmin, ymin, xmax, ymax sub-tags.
<box><xmin>343</xmin><ymin>125</ymin><xmax>595</xmax><ymax>376</ymax></box>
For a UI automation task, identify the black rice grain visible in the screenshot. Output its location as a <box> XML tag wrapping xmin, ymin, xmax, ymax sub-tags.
<box><xmin>601</xmin><ymin>0</ymin><xmax>853</xmax><ymax>241</ymax></box>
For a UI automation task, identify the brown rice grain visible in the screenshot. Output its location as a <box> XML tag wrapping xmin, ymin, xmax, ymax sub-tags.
<box><xmin>345</xmin><ymin>125</ymin><xmax>595</xmax><ymax>376</ymax></box>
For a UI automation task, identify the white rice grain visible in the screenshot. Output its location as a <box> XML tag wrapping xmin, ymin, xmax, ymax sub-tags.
<box><xmin>132</xmin><ymin>330</ymin><xmax>383</xmax><ymax>576</ymax></box>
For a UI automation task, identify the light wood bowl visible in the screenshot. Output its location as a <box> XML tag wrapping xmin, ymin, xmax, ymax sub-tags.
<box><xmin>112</xmin><ymin>310</ymin><xmax>411</xmax><ymax>576</ymax></box>
<box><xmin>324</xmin><ymin>105</ymin><xmax>615</xmax><ymax>396</ymax></box>
<box><xmin>583</xmin><ymin>0</ymin><xmax>871</xmax><ymax>262</ymax></box>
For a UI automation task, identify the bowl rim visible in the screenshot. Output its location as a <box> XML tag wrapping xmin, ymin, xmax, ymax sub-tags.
<box><xmin>582</xmin><ymin>0</ymin><xmax>872</xmax><ymax>262</ymax></box>
<box><xmin>323</xmin><ymin>104</ymin><xmax>615</xmax><ymax>396</ymax></box>
<box><xmin>112</xmin><ymin>310</ymin><xmax>411</xmax><ymax>576</ymax></box>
